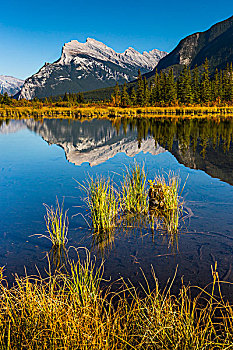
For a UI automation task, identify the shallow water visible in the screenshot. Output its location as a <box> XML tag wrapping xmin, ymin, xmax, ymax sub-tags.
<box><xmin>1</xmin><ymin>117</ymin><xmax>233</xmax><ymax>298</ymax></box>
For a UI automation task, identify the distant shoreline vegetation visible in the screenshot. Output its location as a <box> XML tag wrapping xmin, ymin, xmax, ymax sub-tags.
<box><xmin>0</xmin><ymin>59</ymin><xmax>233</xmax><ymax>112</ymax></box>
<box><xmin>1</xmin><ymin>106</ymin><xmax>233</xmax><ymax>119</ymax></box>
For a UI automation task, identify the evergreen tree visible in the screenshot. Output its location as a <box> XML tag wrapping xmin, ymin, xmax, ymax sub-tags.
<box><xmin>212</xmin><ymin>69</ymin><xmax>220</xmax><ymax>102</ymax></box>
<box><xmin>143</xmin><ymin>77</ymin><xmax>150</xmax><ymax>106</ymax></box>
<box><xmin>166</xmin><ymin>68</ymin><xmax>177</xmax><ymax>104</ymax></box>
<box><xmin>200</xmin><ymin>59</ymin><xmax>211</xmax><ymax>103</ymax></box>
<box><xmin>130</xmin><ymin>88</ymin><xmax>137</xmax><ymax>106</ymax></box>
<box><xmin>63</xmin><ymin>92</ymin><xmax>68</xmax><ymax>102</ymax></box>
<box><xmin>149</xmin><ymin>70</ymin><xmax>159</xmax><ymax>105</ymax></box>
<box><xmin>113</xmin><ymin>83</ymin><xmax>121</xmax><ymax>106</ymax></box>
<box><xmin>121</xmin><ymin>83</ymin><xmax>129</xmax><ymax>107</ymax></box>
<box><xmin>192</xmin><ymin>65</ymin><xmax>200</xmax><ymax>103</ymax></box>
<box><xmin>177</xmin><ymin>66</ymin><xmax>193</xmax><ymax>104</ymax></box>
<box><xmin>136</xmin><ymin>70</ymin><xmax>144</xmax><ymax>106</ymax></box>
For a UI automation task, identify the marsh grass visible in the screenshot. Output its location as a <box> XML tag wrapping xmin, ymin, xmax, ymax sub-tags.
<box><xmin>149</xmin><ymin>173</ymin><xmax>184</xmax><ymax>235</ymax></box>
<box><xmin>67</xmin><ymin>249</ymin><xmax>104</xmax><ymax>307</ymax></box>
<box><xmin>79</xmin><ymin>176</ymin><xmax>119</xmax><ymax>233</ymax></box>
<box><xmin>43</xmin><ymin>199</ymin><xmax>69</xmax><ymax>246</ymax></box>
<box><xmin>1</xmin><ymin>258</ymin><xmax>233</xmax><ymax>349</ymax></box>
<box><xmin>121</xmin><ymin>162</ymin><xmax>148</xmax><ymax>215</ymax></box>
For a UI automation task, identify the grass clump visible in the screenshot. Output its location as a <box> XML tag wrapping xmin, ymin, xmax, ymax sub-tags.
<box><xmin>67</xmin><ymin>249</ymin><xmax>104</xmax><ymax>307</ymax></box>
<box><xmin>43</xmin><ymin>198</ymin><xmax>68</xmax><ymax>246</ymax></box>
<box><xmin>121</xmin><ymin>162</ymin><xmax>148</xmax><ymax>215</ymax></box>
<box><xmin>80</xmin><ymin>176</ymin><xmax>119</xmax><ymax>233</ymax></box>
<box><xmin>149</xmin><ymin>173</ymin><xmax>184</xmax><ymax>234</ymax></box>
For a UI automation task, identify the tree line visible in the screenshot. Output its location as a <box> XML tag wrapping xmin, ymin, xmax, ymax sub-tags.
<box><xmin>112</xmin><ymin>59</ymin><xmax>233</xmax><ymax>107</ymax></box>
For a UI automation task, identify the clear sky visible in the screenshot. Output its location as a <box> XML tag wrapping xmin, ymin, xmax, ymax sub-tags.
<box><xmin>0</xmin><ymin>0</ymin><xmax>232</xmax><ymax>80</ymax></box>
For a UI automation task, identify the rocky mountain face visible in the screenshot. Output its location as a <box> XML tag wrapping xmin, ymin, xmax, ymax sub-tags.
<box><xmin>147</xmin><ymin>15</ymin><xmax>233</xmax><ymax>77</ymax></box>
<box><xmin>0</xmin><ymin>75</ymin><xmax>24</xmax><ymax>96</ymax></box>
<box><xmin>18</xmin><ymin>38</ymin><xmax>167</xmax><ymax>99</ymax></box>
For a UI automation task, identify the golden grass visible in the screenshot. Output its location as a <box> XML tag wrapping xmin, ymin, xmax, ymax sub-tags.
<box><xmin>1</xmin><ymin>257</ymin><xmax>233</xmax><ymax>349</ymax></box>
<box><xmin>1</xmin><ymin>105</ymin><xmax>233</xmax><ymax>120</ymax></box>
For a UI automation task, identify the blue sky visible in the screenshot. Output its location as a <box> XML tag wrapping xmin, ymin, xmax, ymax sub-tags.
<box><xmin>0</xmin><ymin>0</ymin><xmax>232</xmax><ymax>79</ymax></box>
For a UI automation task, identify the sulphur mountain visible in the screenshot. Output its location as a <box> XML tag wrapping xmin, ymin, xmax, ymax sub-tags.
<box><xmin>18</xmin><ymin>38</ymin><xmax>167</xmax><ymax>99</ymax></box>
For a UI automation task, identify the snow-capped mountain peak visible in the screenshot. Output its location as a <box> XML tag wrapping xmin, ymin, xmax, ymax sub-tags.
<box><xmin>18</xmin><ymin>38</ymin><xmax>167</xmax><ymax>100</ymax></box>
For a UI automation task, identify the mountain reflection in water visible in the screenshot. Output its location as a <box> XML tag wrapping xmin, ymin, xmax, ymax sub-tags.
<box><xmin>9</xmin><ymin>116</ymin><xmax>232</xmax><ymax>185</ymax></box>
<box><xmin>1</xmin><ymin>116</ymin><xmax>233</xmax><ymax>299</ymax></box>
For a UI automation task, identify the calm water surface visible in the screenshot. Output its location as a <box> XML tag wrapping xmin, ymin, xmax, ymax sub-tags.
<box><xmin>1</xmin><ymin>117</ymin><xmax>233</xmax><ymax>297</ymax></box>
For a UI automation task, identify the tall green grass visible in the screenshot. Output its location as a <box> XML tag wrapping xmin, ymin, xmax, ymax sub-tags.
<box><xmin>42</xmin><ymin>199</ymin><xmax>69</xmax><ymax>246</ymax></box>
<box><xmin>80</xmin><ymin>176</ymin><xmax>119</xmax><ymax>233</ymax></box>
<box><xmin>121</xmin><ymin>162</ymin><xmax>148</xmax><ymax>215</ymax></box>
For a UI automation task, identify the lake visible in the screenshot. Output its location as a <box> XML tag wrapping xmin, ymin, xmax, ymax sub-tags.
<box><xmin>1</xmin><ymin>116</ymin><xmax>233</xmax><ymax>297</ymax></box>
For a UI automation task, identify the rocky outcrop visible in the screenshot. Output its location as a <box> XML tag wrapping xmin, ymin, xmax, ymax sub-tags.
<box><xmin>18</xmin><ymin>38</ymin><xmax>167</xmax><ymax>99</ymax></box>
<box><xmin>147</xmin><ymin>15</ymin><xmax>233</xmax><ymax>76</ymax></box>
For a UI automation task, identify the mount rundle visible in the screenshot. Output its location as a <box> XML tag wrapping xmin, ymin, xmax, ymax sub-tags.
<box><xmin>18</xmin><ymin>38</ymin><xmax>167</xmax><ymax>99</ymax></box>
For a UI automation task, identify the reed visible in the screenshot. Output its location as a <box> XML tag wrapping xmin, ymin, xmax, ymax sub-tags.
<box><xmin>0</xmin><ymin>259</ymin><xmax>233</xmax><ymax>349</ymax></box>
<box><xmin>43</xmin><ymin>198</ymin><xmax>69</xmax><ymax>246</ymax></box>
<box><xmin>121</xmin><ymin>162</ymin><xmax>148</xmax><ymax>215</ymax></box>
<box><xmin>80</xmin><ymin>176</ymin><xmax>119</xmax><ymax>233</ymax></box>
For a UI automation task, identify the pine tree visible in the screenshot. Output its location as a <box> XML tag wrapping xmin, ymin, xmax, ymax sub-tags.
<box><xmin>130</xmin><ymin>88</ymin><xmax>137</xmax><ymax>106</ymax></box>
<box><xmin>212</xmin><ymin>69</ymin><xmax>220</xmax><ymax>101</ymax></box>
<box><xmin>149</xmin><ymin>70</ymin><xmax>159</xmax><ymax>105</ymax></box>
<box><xmin>63</xmin><ymin>92</ymin><xmax>68</xmax><ymax>102</ymax></box>
<box><xmin>136</xmin><ymin>70</ymin><xmax>144</xmax><ymax>106</ymax></box>
<box><xmin>143</xmin><ymin>77</ymin><xmax>150</xmax><ymax>106</ymax></box>
<box><xmin>166</xmin><ymin>68</ymin><xmax>177</xmax><ymax>104</ymax></box>
<box><xmin>113</xmin><ymin>83</ymin><xmax>121</xmax><ymax>106</ymax></box>
<box><xmin>200</xmin><ymin>59</ymin><xmax>211</xmax><ymax>103</ymax></box>
<box><xmin>121</xmin><ymin>83</ymin><xmax>129</xmax><ymax>107</ymax></box>
<box><xmin>159</xmin><ymin>71</ymin><xmax>166</xmax><ymax>103</ymax></box>
<box><xmin>192</xmin><ymin>65</ymin><xmax>200</xmax><ymax>104</ymax></box>
<box><xmin>178</xmin><ymin>66</ymin><xmax>193</xmax><ymax>104</ymax></box>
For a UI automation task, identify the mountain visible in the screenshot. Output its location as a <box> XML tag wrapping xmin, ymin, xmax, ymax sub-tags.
<box><xmin>18</xmin><ymin>38</ymin><xmax>167</xmax><ymax>100</ymax></box>
<box><xmin>147</xmin><ymin>15</ymin><xmax>233</xmax><ymax>77</ymax></box>
<box><xmin>0</xmin><ymin>76</ymin><xmax>24</xmax><ymax>96</ymax></box>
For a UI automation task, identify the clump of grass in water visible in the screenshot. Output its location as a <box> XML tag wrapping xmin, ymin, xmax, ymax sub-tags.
<box><xmin>149</xmin><ymin>173</ymin><xmax>184</xmax><ymax>234</ymax></box>
<box><xmin>80</xmin><ymin>176</ymin><xmax>118</xmax><ymax>233</ymax></box>
<box><xmin>121</xmin><ymin>162</ymin><xmax>148</xmax><ymax>215</ymax></box>
<box><xmin>43</xmin><ymin>198</ymin><xmax>68</xmax><ymax>246</ymax></box>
